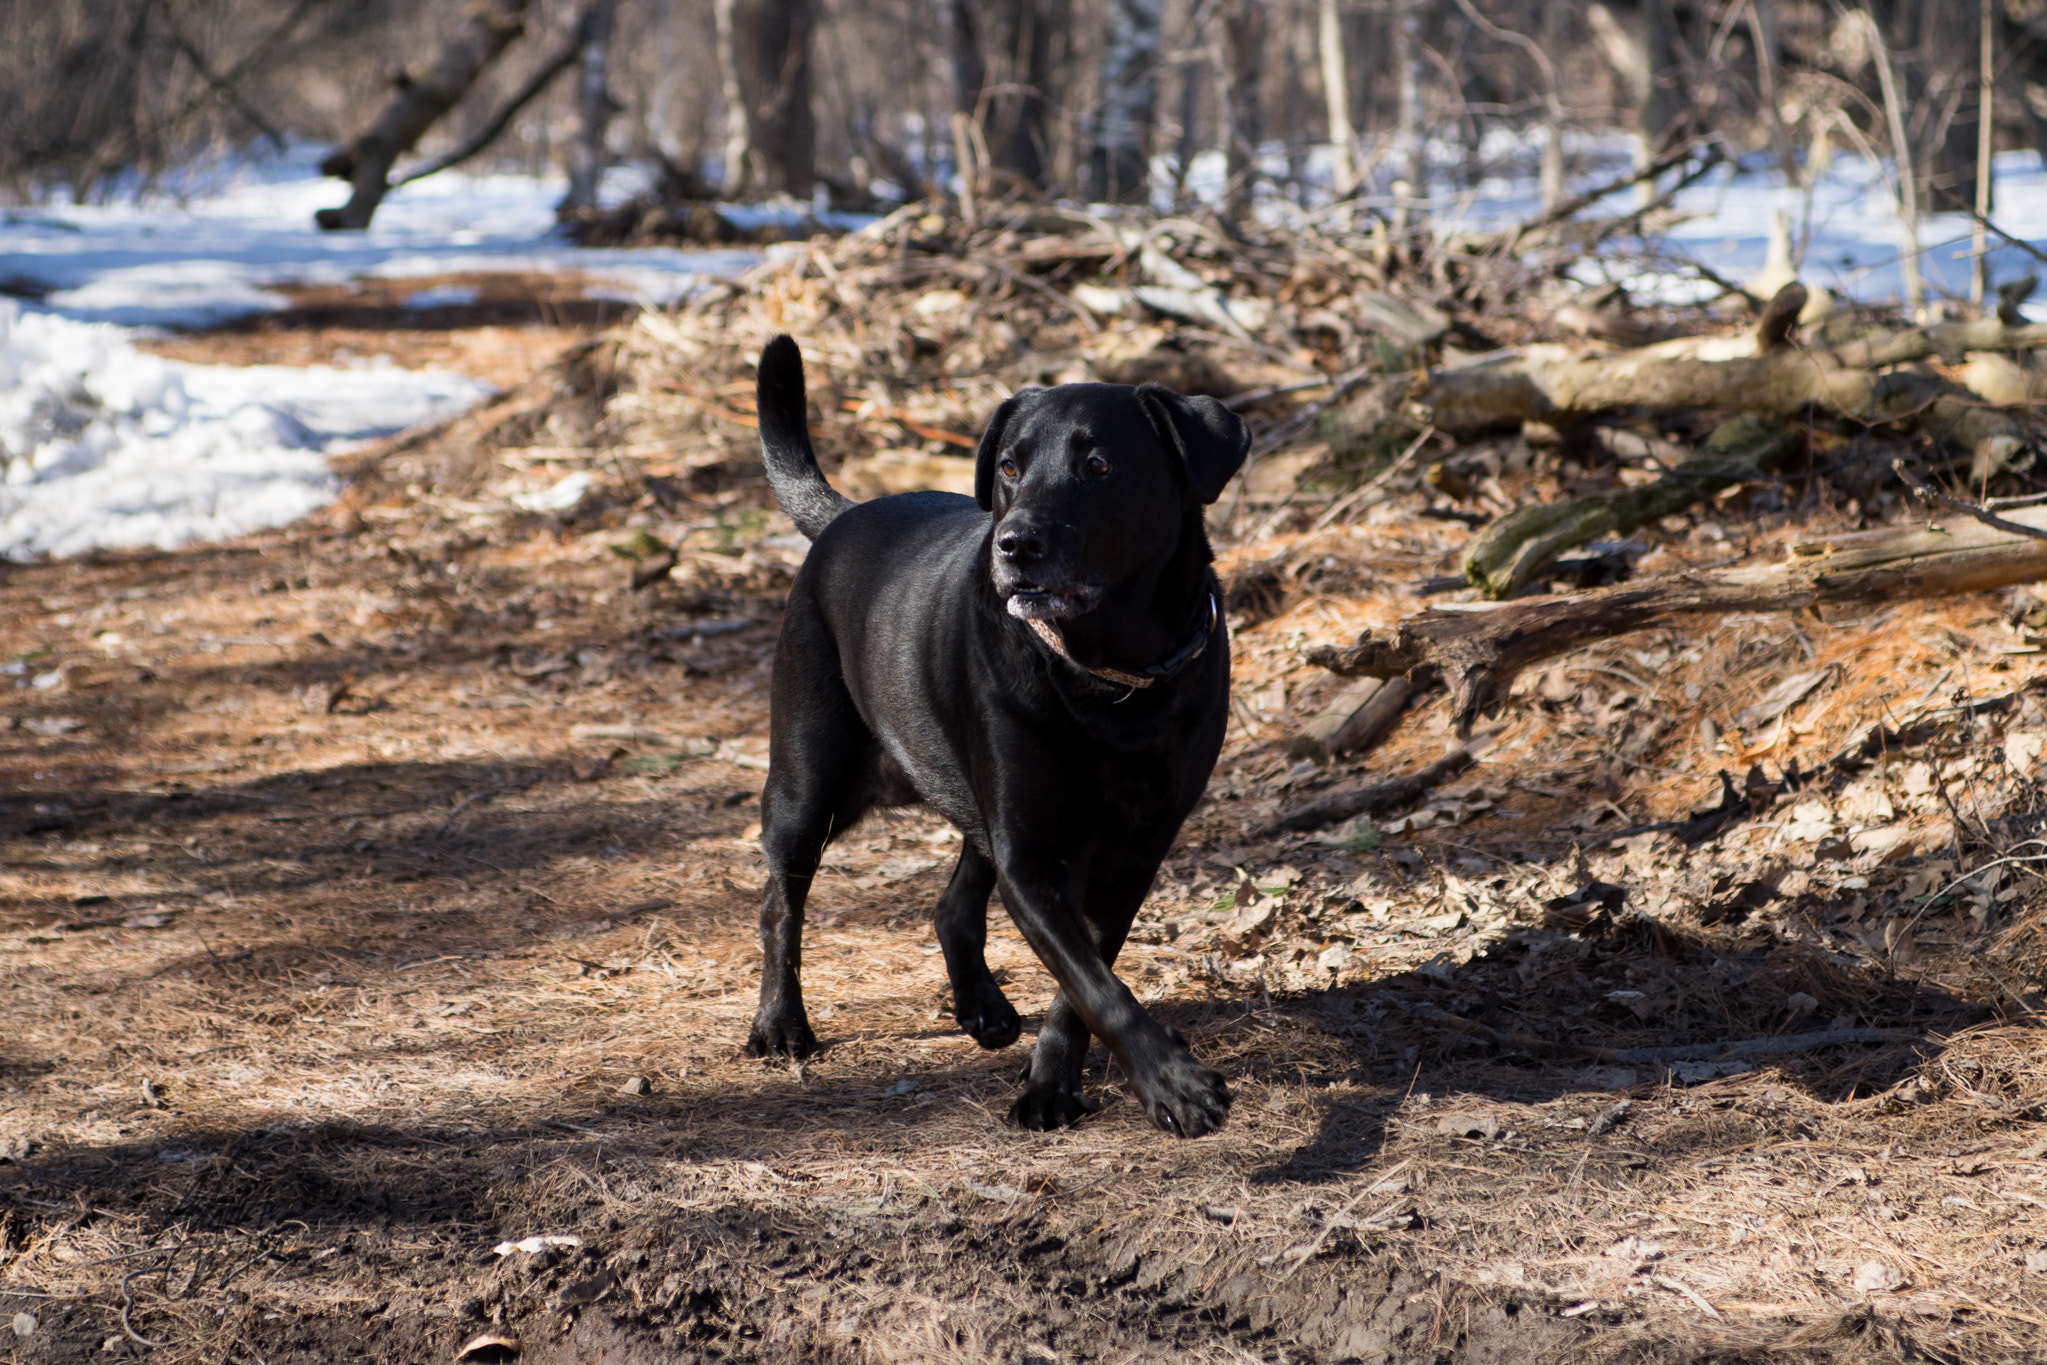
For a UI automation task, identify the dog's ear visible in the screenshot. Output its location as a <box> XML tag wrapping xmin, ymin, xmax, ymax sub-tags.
<box><xmin>972</xmin><ymin>392</ymin><xmax>1029</xmax><ymax>512</ymax></box>
<box><xmin>1137</xmin><ymin>386</ymin><xmax>1251</xmax><ymax>505</ymax></box>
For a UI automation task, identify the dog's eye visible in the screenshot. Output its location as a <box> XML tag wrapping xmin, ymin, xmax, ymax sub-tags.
<box><xmin>998</xmin><ymin>457</ymin><xmax>1020</xmax><ymax>479</ymax></box>
<box><xmin>1085</xmin><ymin>453</ymin><xmax>1113</xmax><ymax>477</ymax></box>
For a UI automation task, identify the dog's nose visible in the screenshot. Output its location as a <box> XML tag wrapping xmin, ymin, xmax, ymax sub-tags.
<box><xmin>995</xmin><ymin>525</ymin><xmax>1046</xmax><ymax>564</ymax></box>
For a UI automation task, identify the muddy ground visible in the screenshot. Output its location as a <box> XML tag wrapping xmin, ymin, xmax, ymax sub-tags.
<box><xmin>4</xmin><ymin>289</ymin><xmax>2047</xmax><ymax>1365</ymax></box>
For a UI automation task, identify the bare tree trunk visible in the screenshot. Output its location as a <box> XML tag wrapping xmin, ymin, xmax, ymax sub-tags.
<box><xmin>731</xmin><ymin>0</ymin><xmax>815</xmax><ymax>197</ymax></box>
<box><xmin>1586</xmin><ymin>0</ymin><xmax>1674</xmax><ymax>202</ymax></box>
<box><xmin>315</xmin><ymin>0</ymin><xmax>534</xmax><ymax>230</ymax></box>
<box><xmin>1973</xmin><ymin>0</ymin><xmax>1995</xmax><ymax>307</ymax></box>
<box><xmin>1092</xmin><ymin>0</ymin><xmax>1164</xmax><ymax>202</ymax></box>
<box><xmin>561</xmin><ymin>0</ymin><xmax>619</xmax><ymax>213</ymax></box>
<box><xmin>1172</xmin><ymin>45</ymin><xmax>1204</xmax><ymax>205</ymax></box>
<box><xmin>715</xmin><ymin>0</ymin><xmax>751</xmax><ymax>192</ymax></box>
<box><xmin>1538</xmin><ymin>0</ymin><xmax>1566</xmax><ymax>208</ymax></box>
<box><xmin>1390</xmin><ymin>0</ymin><xmax>1424</xmax><ymax>231</ymax></box>
<box><xmin>1865</xmin><ymin>9</ymin><xmax>1925</xmax><ymax>320</ymax></box>
<box><xmin>1319</xmin><ymin>0</ymin><xmax>1355</xmax><ymax>197</ymax></box>
<box><xmin>1282</xmin><ymin>6</ymin><xmax>1306</xmax><ymax>193</ymax></box>
<box><xmin>1221</xmin><ymin>0</ymin><xmax>1266</xmax><ymax>222</ymax></box>
<box><xmin>952</xmin><ymin>0</ymin><xmax>1064</xmax><ymax>191</ymax></box>
<box><xmin>650</xmin><ymin>0</ymin><xmax>681</xmax><ymax>161</ymax></box>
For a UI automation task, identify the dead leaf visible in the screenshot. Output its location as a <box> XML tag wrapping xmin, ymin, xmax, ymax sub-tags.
<box><xmin>1732</xmin><ymin>668</ymin><xmax>1835</xmax><ymax>730</ymax></box>
<box><xmin>455</xmin><ymin>1331</ymin><xmax>521</xmax><ymax>1362</ymax></box>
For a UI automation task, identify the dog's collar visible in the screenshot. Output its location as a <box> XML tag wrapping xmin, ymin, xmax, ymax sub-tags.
<box><xmin>1024</xmin><ymin>593</ymin><xmax>1218</xmax><ymax>690</ymax></box>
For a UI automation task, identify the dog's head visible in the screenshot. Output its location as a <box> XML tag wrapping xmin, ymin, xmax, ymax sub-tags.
<box><xmin>973</xmin><ymin>384</ymin><xmax>1249</xmax><ymax>621</ymax></box>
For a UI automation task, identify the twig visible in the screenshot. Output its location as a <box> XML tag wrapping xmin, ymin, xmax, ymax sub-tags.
<box><xmin>1276</xmin><ymin>1161</ymin><xmax>1410</xmax><ymax>1282</ymax></box>
<box><xmin>1962</xmin><ymin>208</ymin><xmax>2047</xmax><ymax>270</ymax></box>
<box><xmin>120</xmin><ymin>1268</ymin><xmax>171</xmax><ymax>1348</ymax></box>
<box><xmin>1500</xmin><ymin>140</ymin><xmax>1717</xmax><ymax>252</ymax></box>
<box><xmin>1893</xmin><ymin>460</ymin><xmax>2047</xmax><ymax>542</ymax></box>
<box><xmin>1310</xmin><ymin>425</ymin><xmax>1436</xmax><ymax>531</ymax></box>
<box><xmin>1247</xmin><ymin>365</ymin><xmax>1375</xmax><ymax>458</ymax></box>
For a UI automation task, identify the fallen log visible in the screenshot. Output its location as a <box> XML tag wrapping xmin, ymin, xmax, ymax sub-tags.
<box><xmin>1461</xmin><ymin>417</ymin><xmax>1800</xmax><ymax>598</ymax></box>
<box><xmin>1406</xmin><ymin>296</ymin><xmax>2043</xmax><ymax>475</ymax></box>
<box><xmin>1310</xmin><ymin>502</ymin><xmax>2047</xmax><ymax>736</ymax></box>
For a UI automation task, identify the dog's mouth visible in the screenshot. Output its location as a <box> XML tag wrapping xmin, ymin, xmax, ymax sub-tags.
<box><xmin>1003</xmin><ymin>584</ymin><xmax>1102</xmax><ymax>621</ymax></box>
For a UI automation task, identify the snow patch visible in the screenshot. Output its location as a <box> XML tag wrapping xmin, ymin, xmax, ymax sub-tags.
<box><xmin>0</xmin><ymin>301</ymin><xmax>491</xmax><ymax>560</ymax></box>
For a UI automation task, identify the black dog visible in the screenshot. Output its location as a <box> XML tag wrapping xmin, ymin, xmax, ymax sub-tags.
<box><xmin>743</xmin><ymin>334</ymin><xmax>1247</xmax><ymax>1137</ymax></box>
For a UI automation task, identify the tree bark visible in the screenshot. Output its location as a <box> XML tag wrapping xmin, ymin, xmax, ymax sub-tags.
<box><xmin>315</xmin><ymin>0</ymin><xmax>534</xmax><ymax>230</ymax></box>
<box><xmin>1310</xmin><ymin>502</ymin><xmax>2047</xmax><ymax>736</ymax></box>
<box><xmin>1091</xmin><ymin>0</ymin><xmax>1163</xmax><ymax>202</ymax></box>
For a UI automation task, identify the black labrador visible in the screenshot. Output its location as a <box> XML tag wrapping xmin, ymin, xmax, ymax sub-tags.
<box><xmin>743</xmin><ymin>334</ymin><xmax>1247</xmax><ymax>1137</ymax></box>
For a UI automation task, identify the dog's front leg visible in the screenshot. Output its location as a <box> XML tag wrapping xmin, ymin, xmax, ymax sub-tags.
<box><xmin>933</xmin><ymin>842</ymin><xmax>1022</xmax><ymax>1049</ymax></box>
<box><xmin>745</xmin><ymin>871</ymin><xmax>819</xmax><ymax>1058</ymax></box>
<box><xmin>997</xmin><ymin>856</ymin><xmax>1231</xmax><ymax>1137</ymax></box>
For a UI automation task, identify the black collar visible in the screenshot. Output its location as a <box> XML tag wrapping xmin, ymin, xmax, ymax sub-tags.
<box><xmin>1024</xmin><ymin>593</ymin><xmax>1218</xmax><ymax>690</ymax></box>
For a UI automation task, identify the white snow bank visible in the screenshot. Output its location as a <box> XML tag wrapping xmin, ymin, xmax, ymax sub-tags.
<box><xmin>0</xmin><ymin>145</ymin><xmax>765</xmax><ymax>328</ymax></box>
<box><xmin>0</xmin><ymin>300</ymin><xmax>491</xmax><ymax>560</ymax></box>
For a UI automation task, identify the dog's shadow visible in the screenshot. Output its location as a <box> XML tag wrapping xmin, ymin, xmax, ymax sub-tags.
<box><xmin>1138</xmin><ymin>911</ymin><xmax>1982</xmax><ymax>1186</ymax></box>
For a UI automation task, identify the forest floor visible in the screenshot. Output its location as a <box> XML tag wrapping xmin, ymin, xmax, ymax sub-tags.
<box><xmin>4</xmin><ymin>269</ymin><xmax>2047</xmax><ymax>1365</ymax></box>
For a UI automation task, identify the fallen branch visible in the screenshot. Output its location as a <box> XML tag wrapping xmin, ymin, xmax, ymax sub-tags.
<box><xmin>1310</xmin><ymin>503</ymin><xmax>2047</xmax><ymax>735</ymax></box>
<box><xmin>1892</xmin><ymin>459</ymin><xmax>2047</xmax><ymax>543</ymax></box>
<box><xmin>1462</xmin><ymin>417</ymin><xmax>1799</xmax><ymax>598</ymax></box>
<box><xmin>1256</xmin><ymin>738</ymin><xmax>1484</xmax><ymax>837</ymax></box>
<box><xmin>1287</xmin><ymin>676</ymin><xmax>1422</xmax><ymax>761</ymax></box>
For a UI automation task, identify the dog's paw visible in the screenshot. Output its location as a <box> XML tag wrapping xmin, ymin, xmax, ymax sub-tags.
<box><xmin>744</xmin><ymin>1009</ymin><xmax>818</xmax><ymax>1060</ymax></box>
<box><xmin>1009</xmin><ymin>1083</ymin><xmax>1097</xmax><ymax>1131</ymax></box>
<box><xmin>954</xmin><ymin>987</ymin><xmax>1022</xmax><ymax>1051</ymax></box>
<box><xmin>1137</xmin><ymin>1055</ymin><xmax>1232</xmax><ymax>1138</ymax></box>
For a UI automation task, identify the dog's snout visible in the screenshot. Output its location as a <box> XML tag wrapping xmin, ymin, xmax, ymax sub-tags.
<box><xmin>995</xmin><ymin>524</ymin><xmax>1047</xmax><ymax>564</ymax></box>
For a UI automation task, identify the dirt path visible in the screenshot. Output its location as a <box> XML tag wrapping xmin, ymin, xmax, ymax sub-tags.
<box><xmin>4</xmin><ymin>323</ymin><xmax>2047</xmax><ymax>1363</ymax></box>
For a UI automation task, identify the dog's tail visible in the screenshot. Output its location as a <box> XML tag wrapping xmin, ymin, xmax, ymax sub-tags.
<box><xmin>756</xmin><ymin>334</ymin><xmax>855</xmax><ymax>541</ymax></box>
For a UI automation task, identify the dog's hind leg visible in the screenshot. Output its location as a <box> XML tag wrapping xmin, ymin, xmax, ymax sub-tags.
<box><xmin>746</xmin><ymin>622</ymin><xmax>875</xmax><ymax>1060</ymax></box>
<box><xmin>933</xmin><ymin>842</ymin><xmax>1021</xmax><ymax>1049</ymax></box>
